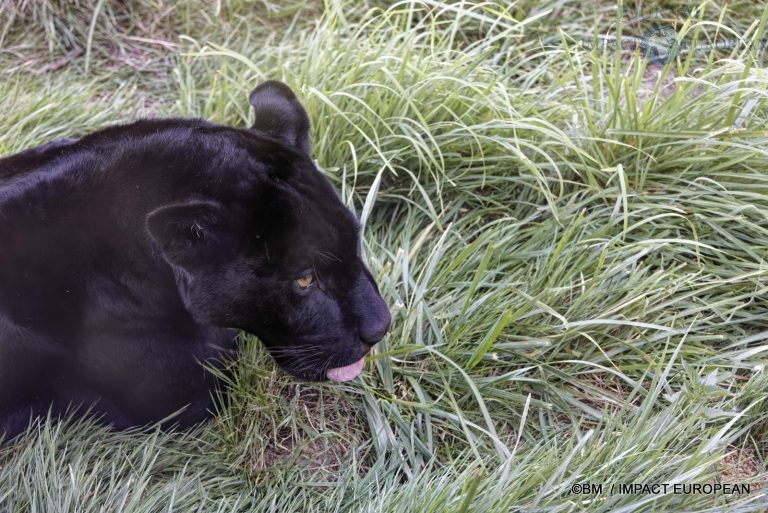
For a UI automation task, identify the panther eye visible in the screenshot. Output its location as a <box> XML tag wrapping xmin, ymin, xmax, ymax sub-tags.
<box><xmin>295</xmin><ymin>273</ymin><xmax>314</xmax><ymax>289</ymax></box>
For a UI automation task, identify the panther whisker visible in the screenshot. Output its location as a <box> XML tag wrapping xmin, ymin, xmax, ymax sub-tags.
<box><xmin>269</xmin><ymin>346</ymin><xmax>322</xmax><ymax>357</ymax></box>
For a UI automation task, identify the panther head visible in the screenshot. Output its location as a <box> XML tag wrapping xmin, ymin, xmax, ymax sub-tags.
<box><xmin>145</xmin><ymin>81</ymin><xmax>391</xmax><ymax>382</ymax></box>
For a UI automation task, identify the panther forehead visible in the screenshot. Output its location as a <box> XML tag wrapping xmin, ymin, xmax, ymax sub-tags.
<box><xmin>268</xmin><ymin>162</ymin><xmax>360</xmax><ymax>265</ymax></box>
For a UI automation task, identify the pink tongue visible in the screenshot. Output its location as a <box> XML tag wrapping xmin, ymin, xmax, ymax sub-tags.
<box><xmin>326</xmin><ymin>357</ymin><xmax>365</xmax><ymax>382</ymax></box>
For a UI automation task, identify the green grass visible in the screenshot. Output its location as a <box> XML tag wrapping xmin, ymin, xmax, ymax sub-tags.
<box><xmin>1</xmin><ymin>1</ymin><xmax>767</xmax><ymax>511</ymax></box>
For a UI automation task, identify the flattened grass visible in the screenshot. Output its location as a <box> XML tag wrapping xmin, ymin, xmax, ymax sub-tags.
<box><xmin>1</xmin><ymin>1</ymin><xmax>767</xmax><ymax>511</ymax></box>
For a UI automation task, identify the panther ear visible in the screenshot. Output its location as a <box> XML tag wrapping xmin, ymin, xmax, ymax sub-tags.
<box><xmin>146</xmin><ymin>200</ymin><xmax>232</xmax><ymax>269</ymax></box>
<box><xmin>249</xmin><ymin>80</ymin><xmax>310</xmax><ymax>157</ymax></box>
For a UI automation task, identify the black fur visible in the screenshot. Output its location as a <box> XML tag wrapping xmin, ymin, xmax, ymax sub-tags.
<box><xmin>0</xmin><ymin>81</ymin><xmax>390</xmax><ymax>439</ymax></box>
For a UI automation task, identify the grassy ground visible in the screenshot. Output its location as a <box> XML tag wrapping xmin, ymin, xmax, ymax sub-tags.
<box><xmin>1</xmin><ymin>0</ymin><xmax>767</xmax><ymax>511</ymax></box>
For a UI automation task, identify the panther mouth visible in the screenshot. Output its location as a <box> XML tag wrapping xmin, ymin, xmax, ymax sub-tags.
<box><xmin>326</xmin><ymin>357</ymin><xmax>365</xmax><ymax>382</ymax></box>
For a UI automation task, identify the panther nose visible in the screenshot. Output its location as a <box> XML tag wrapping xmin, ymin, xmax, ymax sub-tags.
<box><xmin>359</xmin><ymin>307</ymin><xmax>391</xmax><ymax>345</ymax></box>
<box><xmin>353</xmin><ymin>268</ymin><xmax>392</xmax><ymax>345</ymax></box>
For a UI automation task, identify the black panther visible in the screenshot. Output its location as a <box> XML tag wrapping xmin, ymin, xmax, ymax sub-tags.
<box><xmin>0</xmin><ymin>81</ymin><xmax>391</xmax><ymax>439</ymax></box>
